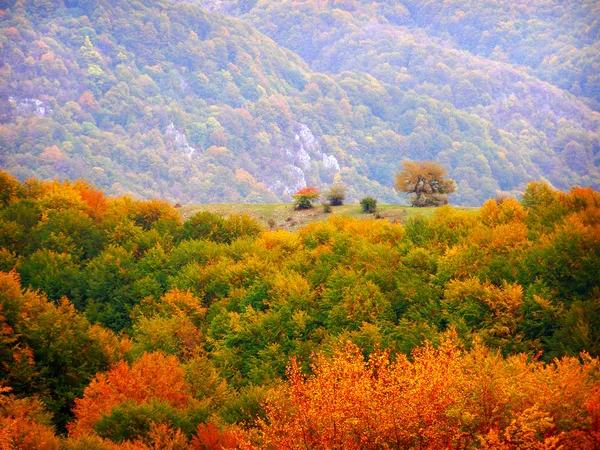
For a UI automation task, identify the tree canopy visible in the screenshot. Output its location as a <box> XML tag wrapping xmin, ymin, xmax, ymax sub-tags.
<box><xmin>395</xmin><ymin>160</ymin><xmax>456</xmax><ymax>206</ymax></box>
<box><xmin>1</xmin><ymin>170</ymin><xmax>600</xmax><ymax>447</ymax></box>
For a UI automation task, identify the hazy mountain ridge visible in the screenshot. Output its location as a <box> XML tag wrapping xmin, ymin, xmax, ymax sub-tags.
<box><xmin>0</xmin><ymin>0</ymin><xmax>598</xmax><ymax>205</ymax></box>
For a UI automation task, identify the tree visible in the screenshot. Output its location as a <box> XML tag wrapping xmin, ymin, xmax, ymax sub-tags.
<box><xmin>68</xmin><ymin>352</ymin><xmax>195</xmax><ymax>437</ymax></box>
<box><xmin>325</xmin><ymin>185</ymin><xmax>346</xmax><ymax>206</ymax></box>
<box><xmin>0</xmin><ymin>169</ymin><xmax>22</xmax><ymax>207</ymax></box>
<box><xmin>360</xmin><ymin>196</ymin><xmax>377</xmax><ymax>213</ymax></box>
<box><xmin>246</xmin><ymin>336</ymin><xmax>600</xmax><ymax>449</ymax></box>
<box><xmin>395</xmin><ymin>161</ymin><xmax>456</xmax><ymax>207</ymax></box>
<box><xmin>292</xmin><ymin>187</ymin><xmax>320</xmax><ymax>210</ymax></box>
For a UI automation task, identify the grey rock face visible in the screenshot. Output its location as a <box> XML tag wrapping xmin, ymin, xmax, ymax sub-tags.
<box><xmin>9</xmin><ymin>97</ymin><xmax>50</xmax><ymax>117</ymax></box>
<box><xmin>166</xmin><ymin>122</ymin><xmax>196</xmax><ymax>157</ymax></box>
<box><xmin>261</xmin><ymin>122</ymin><xmax>341</xmax><ymax>200</ymax></box>
<box><xmin>323</xmin><ymin>153</ymin><xmax>340</xmax><ymax>172</ymax></box>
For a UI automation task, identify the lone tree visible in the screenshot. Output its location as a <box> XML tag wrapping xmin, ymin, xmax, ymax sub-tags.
<box><xmin>325</xmin><ymin>184</ymin><xmax>346</xmax><ymax>206</ymax></box>
<box><xmin>292</xmin><ymin>186</ymin><xmax>320</xmax><ymax>210</ymax></box>
<box><xmin>395</xmin><ymin>160</ymin><xmax>456</xmax><ymax>207</ymax></box>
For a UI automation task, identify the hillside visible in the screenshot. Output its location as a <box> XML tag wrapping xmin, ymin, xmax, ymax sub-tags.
<box><xmin>1</xmin><ymin>170</ymin><xmax>599</xmax><ymax>446</ymax></box>
<box><xmin>0</xmin><ymin>0</ymin><xmax>599</xmax><ymax>206</ymax></box>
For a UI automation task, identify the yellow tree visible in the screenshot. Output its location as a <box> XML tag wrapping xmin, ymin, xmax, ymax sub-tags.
<box><xmin>395</xmin><ymin>161</ymin><xmax>456</xmax><ymax>206</ymax></box>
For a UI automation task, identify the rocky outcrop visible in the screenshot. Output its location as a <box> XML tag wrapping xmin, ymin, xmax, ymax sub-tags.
<box><xmin>165</xmin><ymin>123</ymin><xmax>196</xmax><ymax>157</ymax></box>
<box><xmin>261</xmin><ymin>122</ymin><xmax>341</xmax><ymax>200</ymax></box>
<box><xmin>294</xmin><ymin>146</ymin><xmax>311</xmax><ymax>171</ymax></box>
<box><xmin>297</xmin><ymin>123</ymin><xmax>320</xmax><ymax>154</ymax></box>
<box><xmin>174</xmin><ymin>0</ymin><xmax>237</xmax><ymax>14</ymax></box>
<box><xmin>8</xmin><ymin>97</ymin><xmax>50</xmax><ymax>117</ymax></box>
<box><xmin>323</xmin><ymin>153</ymin><xmax>340</xmax><ymax>172</ymax></box>
<box><xmin>265</xmin><ymin>165</ymin><xmax>307</xmax><ymax>199</ymax></box>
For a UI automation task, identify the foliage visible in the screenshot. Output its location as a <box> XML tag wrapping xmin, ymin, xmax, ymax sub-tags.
<box><xmin>360</xmin><ymin>196</ymin><xmax>377</xmax><ymax>213</ymax></box>
<box><xmin>249</xmin><ymin>337</ymin><xmax>600</xmax><ymax>449</ymax></box>
<box><xmin>396</xmin><ymin>160</ymin><xmax>456</xmax><ymax>207</ymax></box>
<box><xmin>0</xmin><ymin>271</ymin><xmax>125</xmax><ymax>431</ymax></box>
<box><xmin>1</xmin><ymin>172</ymin><xmax>600</xmax><ymax>446</ymax></box>
<box><xmin>0</xmin><ymin>386</ymin><xmax>61</xmax><ymax>450</ymax></box>
<box><xmin>1</xmin><ymin>1</ymin><xmax>599</xmax><ymax>206</ymax></box>
<box><xmin>182</xmin><ymin>212</ymin><xmax>263</xmax><ymax>244</ymax></box>
<box><xmin>325</xmin><ymin>185</ymin><xmax>346</xmax><ymax>206</ymax></box>
<box><xmin>68</xmin><ymin>352</ymin><xmax>197</xmax><ymax>437</ymax></box>
<box><xmin>292</xmin><ymin>187</ymin><xmax>320</xmax><ymax>210</ymax></box>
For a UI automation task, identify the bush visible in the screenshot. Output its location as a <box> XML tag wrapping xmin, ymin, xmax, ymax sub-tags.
<box><xmin>325</xmin><ymin>185</ymin><xmax>346</xmax><ymax>206</ymax></box>
<box><xmin>360</xmin><ymin>197</ymin><xmax>377</xmax><ymax>213</ymax></box>
<box><xmin>322</xmin><ymin>203</ymin><xmax>332</xmax><ymax>213</ymax></box>
<box><xmin>292</xmin><ymin>187</ymin><xmax>320</xmax><ymax>210</ymax></box>
<box><xmin>181</xmin><ymin>212</ymin><xmax>262</xmax><ymax>244</ymax></box>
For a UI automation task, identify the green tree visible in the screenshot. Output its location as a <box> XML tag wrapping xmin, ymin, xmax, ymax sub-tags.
<box><xmin>395</xmin><ymin>161</ymin><xmax>456</xmax><ymax>207</ymax></box>
<box><xmin>0</xmin><ymin>272</ymin><xmax>118</xmax><ymax>430</ymax></box>
<box><xmin>360</xmin><ymin>196</ymin><xmax>377</xmax><ymax>213</ymax></box>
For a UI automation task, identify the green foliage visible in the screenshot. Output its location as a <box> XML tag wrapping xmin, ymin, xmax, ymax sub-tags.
<box><xmin>93</xmin><ymin>399</ymin><xmax>206</xmax><ymax>443</ymax></box>
<box><xmin>18</xmin><ymin>249</ymin><xmax>82</xmax><ymax>303</ymax></box>
<box><xmin>0</xmin><ymin>272</ymin><xmax>118</xmax><ymax>431</ymax></box>
<box><xmin>182</xmin><ymin>212</ymin><xmax>262</xmax><ymax>244</ymax></box>
<box><xmin>360</xmin><ymin>196</ymin><xmax>377</xmax><ymax>213</ymax></box>
<box><xmin>85</xmin><ymin>245</ymin><xmax>139</xmax><ymax>330</ymax></box>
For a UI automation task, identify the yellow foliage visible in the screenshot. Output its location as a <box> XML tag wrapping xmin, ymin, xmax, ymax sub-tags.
<box><xmin>480</xmin><ymin>198</ymin><xmax>527</xmax><ymax>227</ymax></box>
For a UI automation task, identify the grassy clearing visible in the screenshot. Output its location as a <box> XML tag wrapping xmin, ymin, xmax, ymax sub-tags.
<box><xmin>178</xmin><ymin>203</ymin><xmax>478</xmax><ymax>231</ymax></box>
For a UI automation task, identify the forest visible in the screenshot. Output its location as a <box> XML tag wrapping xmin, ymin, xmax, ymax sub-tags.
<box><xmin>1</xmin><ymin>0</ymin><xmax>599</xmax><ymax>205</ymax></box>
<box><xmin>1</xmin><ymin>169</ymin><xmax>599</xmax><ymax>448</ymax></box>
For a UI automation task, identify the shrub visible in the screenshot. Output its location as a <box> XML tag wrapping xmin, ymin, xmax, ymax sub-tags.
<box><xmin>292</xmin><ymin>187</ymin><xmax>320</xmax><ymax>210</ymax></box>
<box><xmin>325</xmin><ymin>185</ymin><xmax>346</xmax><ymax>206</ymax></box>
<box><xmin>360</xmin><ymin>196</ymin><xmax>377</xmax><ymax>213</ymax></box>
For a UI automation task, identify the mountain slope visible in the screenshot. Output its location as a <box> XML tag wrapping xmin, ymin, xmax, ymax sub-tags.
<box><xmin>0</xmin><ymin>0</ymin><xmax>598</xmax><ymax>205</ymax></box>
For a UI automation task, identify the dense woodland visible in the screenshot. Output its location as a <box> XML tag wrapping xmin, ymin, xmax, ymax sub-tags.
<box><xmin>0</xmin><ymin>169</ymin><xmax>599</xmax><ymax>448</ymax></box>
<box><xmin>1</xmin><ymin>0</ymin><xmax>599</xmax><ymax>205</ymax></box>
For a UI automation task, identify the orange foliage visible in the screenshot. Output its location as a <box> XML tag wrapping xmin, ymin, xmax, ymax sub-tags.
<box><xmin>68</xmin><ymin>352</ymin><xmax>195</xmax><ymax>437</ymax></box>
<box><xmin>5</xmin><ymin>27</ymin><xmax>20</xmax><ymax>41</ymax></box>
<box><xmin>254</xmin><ymin>338</ymin><xmax>470</xmax><ymax>449</ymax></box>
<box><xmin>31</xmin><ymin>178</ymin><xmax>107</xmax><ymax>221</ymax></box>
<box><xmin>78</xmin><ymin>90</ymin><xmax>98</xmax><ymax>109</ymax></box>
<box><xmin>294</xmin><ymin>187</ymin><xmax>319</xmax><ymax>198</ymax></box>
<box><xmin>0</xmin><ymin>386</ymin><xmax>60</xmax><ymax>450</ymax></box>
<box><xmin>480</xmin><ymin>197</ymin><xmax>527</xmax><ymax>227</ymax></box>
<box><xmin>40</xmin><ymin>145</ymin><xmax>64</xmax><ymax>163</ymax></box>
<box><xmin>131</xmin><ymin>199</ymin><xmax>182</xmax><ymax>230</ymax></box>
<box><xmin>72</xmin><ymin>180</ymin><xmax>108</xmax><ymax>220</ymax></box>
<box><xmin>247</xmin><ymin>336</ymin><xmax>600</xmax><ymax>449</ymax></box>
<box><xmin>191</xmin><ymin>423</ymin><xmax>239</xmax><ymax>450</ymax></box>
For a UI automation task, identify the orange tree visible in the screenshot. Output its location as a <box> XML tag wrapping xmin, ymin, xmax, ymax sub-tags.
<box><xmin>292</xmin><ymin>187</ymin><xmax>320</xmax><ymax>210</ymax></box>
<box><xmin>243</xmin><ymin>336</ymin><xmax>600</xmax><ymax>450</ymax></box>
<box><xmin>395</xmin><ymin>160</ymin><xmax>456</xmax><ymax>206</ymax></box>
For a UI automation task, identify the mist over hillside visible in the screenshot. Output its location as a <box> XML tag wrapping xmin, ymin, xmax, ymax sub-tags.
<box><xmin>1</xmin><ymin>0</ymin><xmax>599</xmax><ymax>205</ymax></box>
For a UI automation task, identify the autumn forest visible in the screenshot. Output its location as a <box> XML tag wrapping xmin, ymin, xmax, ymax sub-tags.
<box><xmin>1</xmin><ymin>169</ymin><xmax>599</xmax><ymax>448</ymax></box>
<box><xmin>1</xmin><ymin>0</ymin><xmax>600</xmax><ymax>448</ymax></box>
